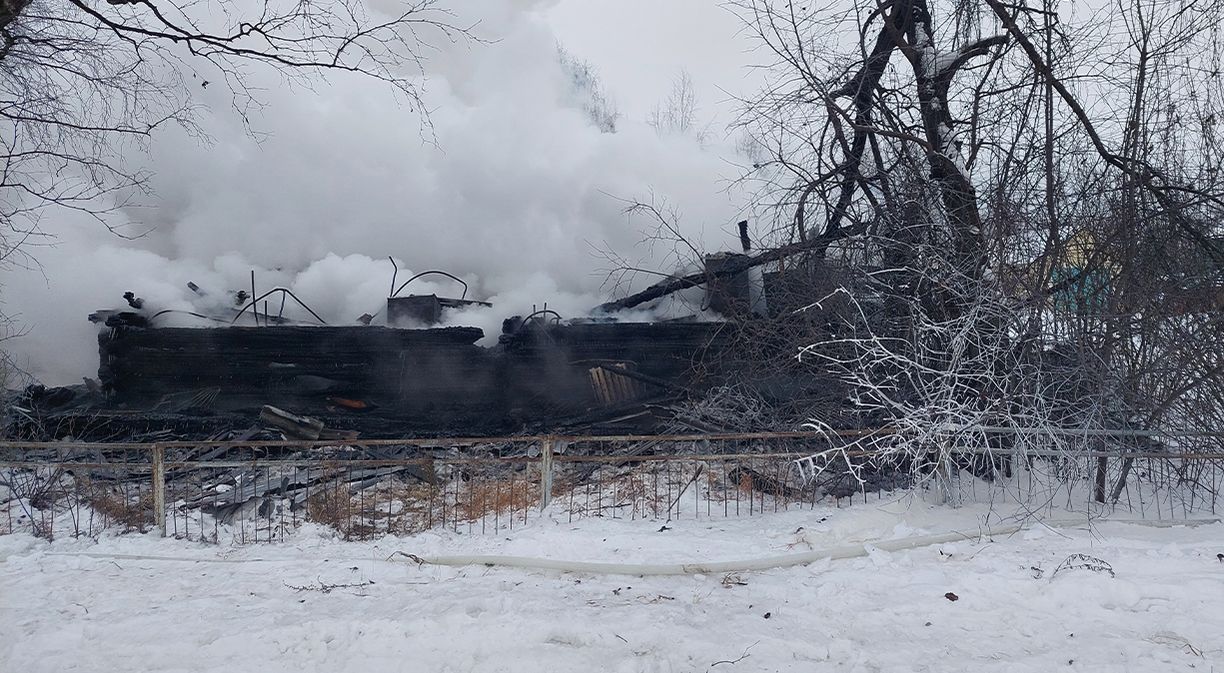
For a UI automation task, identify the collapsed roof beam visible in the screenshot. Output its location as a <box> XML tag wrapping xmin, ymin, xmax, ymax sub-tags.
<box><xmin>593</xmin><ymin>224</ymin><xmax>856</xmax><ymax>313</ymax></box>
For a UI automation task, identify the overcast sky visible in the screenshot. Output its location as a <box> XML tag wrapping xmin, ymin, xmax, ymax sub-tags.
<box><xmin>3</xmin><ymin>0</ymin><xmax>766</xmax><ymax>385</ymax></box>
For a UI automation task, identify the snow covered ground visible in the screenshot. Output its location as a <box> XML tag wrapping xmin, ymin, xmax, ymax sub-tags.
<box><xmin>2</xmin><ymin>496</ymin><xmax>1221</xmax><ymax>672</ymax></box>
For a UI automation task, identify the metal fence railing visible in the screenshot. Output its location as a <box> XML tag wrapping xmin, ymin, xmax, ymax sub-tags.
<box><xmin>1</xmin><ymin>431</ymin><xmax>1221</xmax><ymax>543</ymax></box>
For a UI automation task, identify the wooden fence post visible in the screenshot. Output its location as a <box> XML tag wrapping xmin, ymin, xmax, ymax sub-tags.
<box><xmin>151</xmin><ymin>443</ymin><xmax>166</xmax><ymax>537</ymax></box>
<box><xmin>540</xmin><ymin>437</ymin><xmax>554</xmax><ymax>511</ymax></box>
<box><xmin>1093</xmin><ymin>439</ymin><xmax>1108</xmax><ymax>504</ymax></box>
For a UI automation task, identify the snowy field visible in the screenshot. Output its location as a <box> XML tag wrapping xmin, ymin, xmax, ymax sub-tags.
<box><xmin>2</xmin><ymin>497</ymin><xmax>1222</xmax><ymax>672</ymax></box>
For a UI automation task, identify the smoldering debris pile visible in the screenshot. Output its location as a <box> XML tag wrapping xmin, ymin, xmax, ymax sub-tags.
<box><xmin>7</xmin><ymin>309</ymin><xmax>754</xmax><ymax>443</ymax></box>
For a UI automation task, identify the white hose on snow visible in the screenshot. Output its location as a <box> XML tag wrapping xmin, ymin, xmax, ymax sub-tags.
<box><xmin>390</xmin><ymin>517</ymin><xmax>1220</xmax><ymax>576</ymax></box>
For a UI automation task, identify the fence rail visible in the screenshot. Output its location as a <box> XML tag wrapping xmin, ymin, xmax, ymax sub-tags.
<box><xmin>2</xmin><ymin>430</ymin><xmax>1222</xmax><ymax>543</ymax></box>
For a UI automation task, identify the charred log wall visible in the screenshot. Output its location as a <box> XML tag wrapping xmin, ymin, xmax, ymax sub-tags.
<box><xmin>99</xmin><ymin>325</ymin><xmax>497</xmax><ymax>422</ymax></box>
<box><xmin>95</xmin><ymin>321</ymin><xmax>734</xmax><ymax>435</ymax></box>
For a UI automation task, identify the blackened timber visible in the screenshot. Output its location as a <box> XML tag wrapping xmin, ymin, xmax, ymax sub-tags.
<box><xmin>91</xmin><ymin>319</ymin><xmax>735</xmax><ymax>438</ymax></box>
<box><xmin>593</xmin><ymin>227</ymin><xmax>862</xmax><ymax>313</ymax></box>
<box><xmin>497</xmin><ymin>321</ymin><xmax>732</xmax><ymax>420</ymax></box>
<box><xmin>99</xmin><ymin>325</ymin><xmax>493</xmax><ymax>424</ymax></box>
<box><xmin>260</xmin><ymin>405</ymin><xmax>324</xmax><ymax>440</ymax></box>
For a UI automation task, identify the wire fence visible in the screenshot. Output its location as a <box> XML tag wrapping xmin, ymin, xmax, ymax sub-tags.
<box><xmin>1</xmin><ymin>431</ymin><xmax>1221</xmax><ymax>543</ymax></box>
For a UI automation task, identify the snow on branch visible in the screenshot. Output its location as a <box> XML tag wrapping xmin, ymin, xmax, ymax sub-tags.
<box><xmin>934</xmin><ymin>34</ymin><xmax>1009</xmax><ymax>79</ymax></box>
<box><xmin>792</xmin><ymin>232</ymin><xmax>1106</xmax><ymax>504</ymax></box>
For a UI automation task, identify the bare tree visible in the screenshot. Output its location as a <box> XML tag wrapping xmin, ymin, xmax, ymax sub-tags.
<box><xmin>712</xmin><ymin>0</ymin><xmax>1224</xmax><ymax>494</ymax></box>
<box><xmin>649</xmin><ymin>70</ymin><xmax>708</xmax><ymax>143</ymax></box>
<box><xmin>559</xmin><ymin>46</ymin><xmax>619</xmax><ymax>133</ymax></box>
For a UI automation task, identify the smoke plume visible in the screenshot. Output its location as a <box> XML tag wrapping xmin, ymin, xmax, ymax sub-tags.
<box><xmin>2</xmin><ymin>1</ymin><xmax>749</xmax><ymax>384</ymax></box>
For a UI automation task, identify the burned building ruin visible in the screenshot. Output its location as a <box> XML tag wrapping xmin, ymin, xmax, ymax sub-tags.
<box><xmin>87</xmin><ymin>312</ymin><xmax>735</xmax><ymax>438</ymax></box>
<box><xmin>6</xmin><ymin>230</ymin><xmax>865</xmax><ymax>443</ymax></box>
<box><xmin>8</xmin><ymin>263</ymin><xmax>776</xmax><ymax>441</ymax></box>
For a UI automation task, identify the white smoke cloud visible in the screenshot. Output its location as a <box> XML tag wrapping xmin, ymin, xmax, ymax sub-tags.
<box><xmin>2</xmin><ymin>1</ymin><xmax>750</xmax><ymax>385</ymax></box>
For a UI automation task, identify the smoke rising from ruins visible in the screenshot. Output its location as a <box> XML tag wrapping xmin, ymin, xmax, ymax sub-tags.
<box><xmin>3</xmin><ymin>1</ymin><xmax>749</xmax><ymax>384</ymax></box>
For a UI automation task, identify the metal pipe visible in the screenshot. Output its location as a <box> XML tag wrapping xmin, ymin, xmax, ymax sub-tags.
<box><xmin>517</xmin><ymin>309</ymin><xmax>563</xmax><ymax>329</ymax></box>
<box><xmin>390</xmin><ymin>270</ymin><xmax>469</xmax><ymax>299</ymax></box>
<box><xmin>231</xmin><ymin>288</ymin><xmax>327</xmax><ymax>325</ymax></box>
<box><xmin>250</xmin><ymin>270</ymin><xmax>258</xmax><ymax>327</ymax></box>
<box><xmin>148</xmin><ymin>310</ymin><xmax>230</xmax><ymax>325</ymax></box>
<box><xmin>388</xmin><ymin>256</ymin><xmax>399</xmax><ymax>298</ymax></box>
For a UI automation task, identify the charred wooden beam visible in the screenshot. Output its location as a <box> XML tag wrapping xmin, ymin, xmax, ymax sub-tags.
<box><xmin>260</xmin><ymin>405</ymin><xmax>324</xmax><ymax>440</ymax></box>
<box><xmin>594</xmin><ymin>226</ymin><xmax>860</xmax><ymax>313</ymax></box>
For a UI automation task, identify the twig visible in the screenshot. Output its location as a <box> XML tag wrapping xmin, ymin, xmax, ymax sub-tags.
<box><xmin>665</xmin><ymin>465</ymin><xmax>704</xmax><ymax>518</ymax></box>
<box><xmin>284</xmin><ymin>577</ymin><xmax>376</xmax><ymax>594</ymax></box>
<box><xmin>710</xmin><ymin>641</ymin><xmax>759</xmax><ymax>668</ymax></box>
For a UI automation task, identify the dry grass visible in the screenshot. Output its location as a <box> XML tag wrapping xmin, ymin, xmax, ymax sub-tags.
<box><xmin>87</xmin><ymin>488</ymin><xmax>154</xmax><ymax>533</ymax></box>
<box><xmin>373</xmin><ymin>481</ymin><xmax>441</xmax><ymax>536</ymax></box>
<box><xmin>305</xmin><ymin>487</ymin><xmax>348</xmax><ymax>529</ymax></box>
<box><xmin>738</xmin><ymin>470</ymin><xmax>756</xmax><ymax>495</ymax></box>
<box><xmin>456</xmin><ymin>479</ymin><xmax>538</xmax><ymax>523</ymax></box>
<box><xmin>306</xmin><ymin>479</ymin><xmax>454</xmax><ymax>539</ymax></box>
<box><xmin>559</xmin><ymin>468</ymin><xmax>671</xmax><ymax>518</ymax></box>
<box><xmin>305</xmin><ymin>486</ymin><xmax>372</xmax><ymax>539</ymax></box>
<box><xmin>619</xmin><ymin>473</ymin><xmax>667</xmax><ymax>516</ymax></box>
<box><xmin>296</xmin><ymin>462</ymin><xmax>793</xmax><ymax>538</ymax></box>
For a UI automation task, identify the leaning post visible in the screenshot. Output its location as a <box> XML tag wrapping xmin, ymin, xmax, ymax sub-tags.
<box><xmin>151</xmin><ymin>443</ymin><xmax>167</xmax><ymax>537</ymax></box>
<box><xmin>540</xmin><ymin>436</ymin><xmax>554</xmax><ymax>511</ymax></box>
